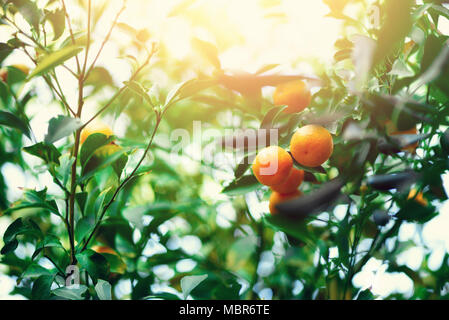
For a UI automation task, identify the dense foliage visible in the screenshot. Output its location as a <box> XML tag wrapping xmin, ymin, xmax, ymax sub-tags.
<box><xmin>1</xmin><ymin>0</ymin><xmax>449</xmax><ymax>300</ymax></box>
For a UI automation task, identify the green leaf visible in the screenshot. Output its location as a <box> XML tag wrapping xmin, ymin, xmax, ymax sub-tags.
<box><xmin>260</xmin><ymin>106</ymin><xmax>287</xmax><ymax>129</ymax></box>
<box><xmin>75</xmin><ymin>249</ymin><xmax>110</xmax><ymax>281</ymax></box>
<box><xmin>85</xmin><ymin>67</ymin><xmax>114</xmax><ymax>87</ymax></box>
<box><xmin>357</xmin><ymin>289</ymin><xmax>375</xmax><ymax>300</ymax></box>
<box><xmin>124</xmin><ymin>80</ymin><xmax>155</xmax><ymax>109</ymax></box>
<box><xmin>291</xmin><ymin>155</ymin><xmax>326</xmax><ymax>174</ymax></box>
<box><xmin>44</xmin><ymin>115</ymin><xmax>83</xmax><ymax>144</ymax></box>
<box><xmin>11</xmin><ymin>0</ymin><xmax>41</xmax><ymax>34</ymax></box>
<box><xmin>222</xmin><ymin>175</ymin><xmax>260</xmax><ymax>196</ymax></box>
<box><xmin>2</xmin><ymin>218</ymin><xmax>41</xmax><ymax>253</ymax></box>
<box><xmin>180</xmin><ymin>274</ymin><xmax>208</xmax><ymax>300</ymax></box>
<box><xmin>95</xmin><ymin>279</ymin><xmax>112</xmax><ymax>300</ymax></box>
<box><xmin>0</xmin><ymin>111</ymin><xmax>31</xmax><ymax>139</ymax></box>
<box><xmin>164</xmin><ymin>79</ymin><xmax>216</xmax><ymax>107</ymax></box>
<box><xmin>75</xmin><ymin>216</ymin><xmax>95</xmax><ymax>244</ymax></box>
<box><xmin>264</xmin><ymin>215</ymin><xmax>314</xmax><ymax>245</ymax></box>
<box><xmin>5</xmin><ymin>189</ymin><xmax>61</xmax><ymax>217</ymax></box>
<box><xmin>80</xmin><ymin>145</ymin><xmax>128</xmax><ymax>182</ymax></box>
<box><xmin>80</xmin><ymin>133</ymin><xmax>115</xmax><ymax>168</ymax></box>
<box><xmin>3</xmin><ymin>218</ymin><xmax>25</xmax><ymax>244</ymax></box>
<box><xmin>22</xmin><ymin>263</ymin><xmax>55</xmax><ymax>278</ymax></box>
<box><xmin>45</xmin><ymin>8</ymin><xmax>65</xmax><ymax>41</ymax></box>
<box><xmin>31</xmin><ymin>275</ymin><xmax>54</xmax><ymax>300</ymax></box>
<box><xmin>102</xmin><ymin>253</ymin><xmax>127</xmax><ymax>275</ymax></box>
<box><xmin>28</xmin><ymin>45</ymin><xmax>83</xmax><ymax>79</ymax></box>
<box><xmin>0</xmin><ymin>43</ymin><xmax>13</xmax><ymax>63</ymax></box>
<box><xmin>24</xmin><ymin>142</ymin><xmax>61</xmax><ymax>165</ymax></box>
<box><xmin>32</xmin><ymin>235</ymin><xmax>64</xmax><ymax>260</ymax></box>
<box><xmin>1</xmin><ymin>239</ymin><xmax>18</xmax><ymax>255</ymax></box>
<box><xmin>52</xmin><ymin>285</ymin><xmax>87</xmax><ymax>300</ymax></box>
<box><xmin>372</xmin><ymin>0</ymin><xmax>414</xmax><ymax>67</ymax></box>
<box><xmin>234</xmin><ymin>153</ymin><xmax>255</xmax><ymax>179</ymax></box>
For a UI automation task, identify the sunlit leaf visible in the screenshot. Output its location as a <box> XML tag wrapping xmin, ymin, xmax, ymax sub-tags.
<box><xmin>28</xmin><ymin>45</ymin><xmax>83</xmax><ymax>79</ymax></box>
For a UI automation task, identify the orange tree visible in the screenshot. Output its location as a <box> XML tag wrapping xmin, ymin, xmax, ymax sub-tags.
<box><xmin>0</xmin><ymin>0</ymin><xmax>449</xmax><ymax>300</ymax></box>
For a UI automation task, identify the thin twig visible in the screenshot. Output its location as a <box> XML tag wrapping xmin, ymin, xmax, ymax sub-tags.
<box><xmin>81</xmin><ymin>0</ymin><xmax>92</xmax><ymax>79</ymax></box>
<box><xmin>44</xmin><ymin>254</ymin><xmax>66</xmax><ymax>277</ymax></box>
<box><xmin>61</xmin><ymin>0</ymin><xmax>81</xmax><ymax>74</ymax></box>
<box><xmin>84</xmin><ymin>4</ymin><xmax>126</xmax><ymax>81</ymax></box>
<box><xmin>22</xmin><ymin>42</ymin><xmax>76</xmax><ymax>116</ymax></box>
<box><xmin>82</xmin><ymin>46</ymin><xmax>157</xmax><ymax>129</ymax></box>
<box><xmin>81</xmin><ymin>114</ymin><xmax>161</xmax><ymax>252</ymax></box>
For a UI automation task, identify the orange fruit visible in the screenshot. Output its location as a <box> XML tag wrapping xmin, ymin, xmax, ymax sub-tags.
<box><xmin>271</xmin><ymin>167</ymin><xmax>304</xmax><ymax>194</ymax></box>
<box><xmin>273</xmin><ymin>80</ymin><xmax>311</xmax><ymax>114</ymax></box>
<box><xmin>80</xmin><ymin>121</ymin><xmax>114</xmax><ymax>144</ymax></box>
<box><xmin>407</xmin><ymin>189</ymin><xmax>428</xmax><ymax>207</ymax></box>
<box><xmin>269</xmin><ymin>190</ymin><xmax>302</xmax><ymax>215</ymax></box>
<box><xmin>290</xmin><ymin>125</ymin><xmax>334</xmax><ymax>167</ymax></box>
<box><xmin>252</xmin><ymin>146</ymin><xmax>293</xmax><ymax>186</ymax></box>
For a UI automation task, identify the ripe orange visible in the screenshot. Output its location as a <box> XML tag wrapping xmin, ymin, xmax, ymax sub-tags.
<box><xmin>407</xmin><ymin>188</ymin><xmax>428</xmax><ymax>206</ymax></box>
<box><xmin>269</xmin><ymin>190</ymin><xmax>302</xmax><ymax>215</ymax></box>
<box><xmin>271</xmin><ymin>167</ymin><xmax>304</xmax><ymax>194</ymax></box>
<box><xmin>252</xmin><ymin>146</ymin><xmax>293</xmax><ymax>186</ymax></box>
<box><xmin>290</xmin><ymin>124</ymin><xmax>334</xmax><ymax>167</ymax></box>
<box><xmin>80</xmin><ymin>121</ymin><xmax>114</xmax><ymax>144</ymax></box>
<box><xmin>273</xmin><ymin>80</ymin><xmax>311</xmax><ymax>114</ymax></box>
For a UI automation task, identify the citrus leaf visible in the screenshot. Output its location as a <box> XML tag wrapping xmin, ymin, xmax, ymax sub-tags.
<box><xmin>222</xmin><ymin>175</ymin><xmax>260</xmax><ymax>196</ymax></box>
<box><xmin>52</xmin><ymin>285</ymin><xmax>88</xmax><ymax>300</ymax></box>
<box><xmin>180</xmin><ymin>274</ymin><xmax>208</xmax><ymax>300</ymax></box>
<box><xmin>0</xmin><ymin>111</ymin><xmax>31</xmax><ymax>139</ymax></box>
<box><xmin>44</xmin><ymin>115</ymin><xmax>83</xmax><ymax>144</ymax></box>
<box><xmin>28</xmin><ymin>45</ymin><xmax>83</xmax><ymax>79</ymax></box>
<box><xmin>95</xmin><ymin>279</ymin><xmax>112</xmax><ymax>300</ymax></box>
<box><xmin>24</xmin><ymin>142</ymin><xmax>61</xmax><ymax>165</ymax></box>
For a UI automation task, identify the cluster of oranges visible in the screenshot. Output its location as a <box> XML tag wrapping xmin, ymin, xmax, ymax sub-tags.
<box><xmin>252</xmin><ymin>80</ymin><xmax>334</xmax><ymax>215</ymax></box>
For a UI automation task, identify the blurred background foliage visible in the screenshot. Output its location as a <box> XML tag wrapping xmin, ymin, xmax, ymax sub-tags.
<box><xmin>0</xmin><ymin>0</ymin><xmax>449</xmax><ymax>300</ymax></box>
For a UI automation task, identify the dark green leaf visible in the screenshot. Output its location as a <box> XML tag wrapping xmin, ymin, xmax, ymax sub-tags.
<box><xmin>0</xmin><ymin>111</ymin><xmax>31</xmax><ymax>139</ymax></box>
<box><xmin>75</xmin><ymin>249</ymin><xmax>110</xmax><ymax>281</ymax></box>
<box><xmin>222</xmin><ymin>175</ymin><xmax>260</xmax><ymax>196</ymax></box>
<box><xmin>31</xmin><ymin>275</ymin><xmax>54</xmax><ymax>300</ymax></box>
<box><xmin>24</xmin><ymin>142</ymin><xmax>61</xmax><ymax>165</ymax></box>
